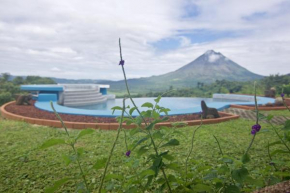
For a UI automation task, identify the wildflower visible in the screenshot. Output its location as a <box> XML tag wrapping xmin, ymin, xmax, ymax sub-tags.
<box><xmin>281</xmin><ymin>93</ymin><xmax>285</xmax><ymax>98</ymax></box>
<box><xmin>269</xmin><ymin>162</ymin><xmax>275</xmax><ymax>166</ymax></box>
<box><xmin>251</xmin><ymin>124</ymin><xmax>261</xmax><ymax>135</ymax></box>
<box><xmin>252</xmin><ymin>124</ymin><xmax>261</xmax><ymax>132</ymax></box>
<box><xmin>251</xmin><ymin>129</ymin><xmax>257</xmax><ymax>135</ymax></box>
<box><xmin>125</xmin><ymin>150</ymin><xmax>131</xmax><ymax>157</ymax></box>
<box><xmin>119</xmin><ymin>60</ymin><xmax>125</xmax><ymax>66</ymax></box>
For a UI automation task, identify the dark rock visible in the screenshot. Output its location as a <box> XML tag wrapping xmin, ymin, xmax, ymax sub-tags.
<box><xmin>201</xmin><ymin>100</ymin><xmax>220</xmax><ymax>119</ymax></box>
<box><xmin>16</xmin><ymin>94</ymin><xmax>32</xmax><ymax>105</ymax></box>
<box><xmin>264</xmin><ymin>88</ymin><xmax>276</xmax><ymax>98</ymax></box>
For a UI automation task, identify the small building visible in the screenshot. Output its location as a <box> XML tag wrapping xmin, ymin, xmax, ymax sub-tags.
<box><xmin>20</xmin><ymin>84</ymin><xmax>115</xmax><ymax>107</ymax></box>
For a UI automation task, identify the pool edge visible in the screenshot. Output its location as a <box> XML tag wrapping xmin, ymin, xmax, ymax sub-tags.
<box><xmin>1</xmin><ymin>101</ymin><xmax>240</xmax><ymax>130</ymax></box>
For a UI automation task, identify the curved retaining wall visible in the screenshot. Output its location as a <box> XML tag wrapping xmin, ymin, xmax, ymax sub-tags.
<box><xmin>230</xmin><ymin>98</ymin><xmax>290</xmax><ymax>110</ymax></box>
<box><xmin>1</xmin><ymin>101</ymin><xmax>239</xmax><ymax>130</ymax></box>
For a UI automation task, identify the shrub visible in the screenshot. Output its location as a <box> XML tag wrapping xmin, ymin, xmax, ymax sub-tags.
<box><xmin>0</xmin><ymin>92</ymin><xmax>13</xmax><ymax>106</ymax></box>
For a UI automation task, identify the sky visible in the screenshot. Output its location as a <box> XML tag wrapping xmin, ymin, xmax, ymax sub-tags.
<box><xmin>0</xmin><ymin>0</ymin><xmax>290</xmax><ymax>81</ymax></box>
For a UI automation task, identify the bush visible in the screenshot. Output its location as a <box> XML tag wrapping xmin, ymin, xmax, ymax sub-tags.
<box><xmin>283</xmin><ymin>84</ymin><xmax>290</xmax><ymax>96</ymax></box>
<box><xmin>0</xmin><ymin>92</ymin><xmax>13</xmax><ymax>106</ymax></box>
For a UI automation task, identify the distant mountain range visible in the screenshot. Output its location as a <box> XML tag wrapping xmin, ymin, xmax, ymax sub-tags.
<box><xmin>2</xmin><ymin>50</ymin><xmax>265</xmax><ymax>93</ymax></box>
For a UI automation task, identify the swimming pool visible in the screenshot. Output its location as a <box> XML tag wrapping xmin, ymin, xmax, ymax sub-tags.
<box><xmin>71</xmin><ymin>97</ymin><xmax>243</xmax><ymax>111</ymax></box>
<box><xmin>34</xmin><ymin>94</ymin><xmax>276</xmax><ymax>117</ymax></box>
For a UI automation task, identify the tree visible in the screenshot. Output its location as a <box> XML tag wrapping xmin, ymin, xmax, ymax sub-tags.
<box><xmin>12</xmin><ymin>76</ymin><xmax>24</xmax><ymax>85</ymax></box>
<box><xmin>1</xmin><ymin>73</ymin><xmax>11</xmax><ymax>83</ymax></box>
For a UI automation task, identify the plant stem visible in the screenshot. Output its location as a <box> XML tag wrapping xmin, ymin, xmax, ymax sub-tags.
<box><xmin>267</xmin><ymin>141</ymin><xmax>278</xmax><ymax>171</ymax></box>
<box><xmin>268</xmin><ymin>121</ymin><xmax>290</xmax><ymax>153</ymax></box>
<box><xmin>185</xmin><ymin>117</ymin><xmax>203</xmax><ymax>183</ymax></box>
<box><xmin>213</xmin><ymin>135</ymin><xmax>223</xmax><ymax>155</ymax></box>
<box><xmin>118</xmin><ymin>38</ymin><xmax>172</xmax><ymax>192</ymax></box>
<box><xmin>50</xmin><ymin>102</ymin><xmax>70</xmax><ymax>137</ymax></box>
<box><xmin>244</xmin><ymin>82</ymin><xmax>259</xmax><ymax>155</ymax></box>
<box><xmin>72</xmin><ymin>144</ymin><xmax>89</xmax><ymax>190</ymax></box>
<box><xmin>282</xmin><ymin>97</ymin><xmax>290</xmax><ymax>112</ymax></box>
<box><xmin>119</xmin><ymin>38</ymin><xmax>148</xmax><ymax>126</ymax></box>
<box><xmin>245</xmin><ymin>134</ymin><xmax>256</xmax><ymax>156</ymax></box>
<box><xmin>99</xmin><ymin>98</ymin><xmax>126</xmax><ymax>193</ymax></box>
<box><xmin>51</xmin><ymin>102</ymin><xmax>89</xmax><ymax>192</ymax></box>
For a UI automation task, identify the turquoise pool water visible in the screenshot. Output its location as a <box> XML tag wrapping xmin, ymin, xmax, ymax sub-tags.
<box><xmin>71</xmin><ymin>97</ymin><xmax>241</xmax><ymax>111</ymax></box>
<box><xmin>35</xmin><ymin>95</ymin><xmax>276</xmax><ymax>117</ymax></box>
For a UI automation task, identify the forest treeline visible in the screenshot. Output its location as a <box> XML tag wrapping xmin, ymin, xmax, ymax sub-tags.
<box><xmin>1</xmin><ymin>72</ymin><xmax>290</xmax><ymax>106</ymax></box>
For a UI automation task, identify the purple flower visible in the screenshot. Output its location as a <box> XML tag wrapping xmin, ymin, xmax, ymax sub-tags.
<box><xmin>251</xmin><ymin>129</ymin><xmax>257</xmax><ymax>135</ymax></box>
<box><xmin>281</xmin><ymin>93</ymin><xmax>285</xmax><ymax>98</ymax></box>
<box><xmin>269</xmin><ymin>162</ymin><xmax>275</xmax><ymax>166</ymax></box>
<box><xmin>252</xmin><ymin>124</ymin><xmax>261</xmax><ymax>132</ymax></box>
<box><xmin>125</xmin><ymin>150</ymin><xmax>131</xmax><ymax>157</ymax></box>
<box><xmin>119</xmin><ymin>60</ymin><xmax>125</xmax><ymax>66</ymax></box>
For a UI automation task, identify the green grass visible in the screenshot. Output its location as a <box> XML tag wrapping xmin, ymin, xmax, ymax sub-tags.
<box><xmin>260</xmin><ymin>109</ymin><xmax>290</xmax><ymax>117</ymax></box>
<box><xmin>0</xmin><ymin>116</ymin><xmax>289</xmax><ymax>192</ymax></box>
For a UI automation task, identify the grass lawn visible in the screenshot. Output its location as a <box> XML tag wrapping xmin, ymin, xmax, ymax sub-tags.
<box><xmin>0</xmin><ymin>113</ymin><xmax>289</xmax><ymax>192</ymax></box>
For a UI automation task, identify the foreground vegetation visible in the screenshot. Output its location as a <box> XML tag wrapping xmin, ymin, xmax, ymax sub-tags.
<box><xmin>0</xmin><ymin>115</ymin><xmax>289</xmax><ymax>192</ymax></box>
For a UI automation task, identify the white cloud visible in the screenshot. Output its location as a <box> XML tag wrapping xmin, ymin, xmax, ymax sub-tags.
<box><xmin>50</xmin><ymin>67</ymin><xmax>61</xmax><ymax>72</ymax></box>
<box><xmin>0</xmin><ymin>0</ymin><xmax>289</xmax><ymax>80</ymax></box>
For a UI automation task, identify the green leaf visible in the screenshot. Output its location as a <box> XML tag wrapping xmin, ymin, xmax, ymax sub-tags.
<box><xmin>152</xmin><ymin>111</ymin><xmax>160</xmax><ymax>119</ymax></box>
<box><xmin>159</xmin><ymin>151</ymin><xmax>169</xmax><ymax>157</ymax></box>
<box><xmin>133</xmin><ymin>137</ymin><xmax>148</xmax><ymax>150</ymax></box>
<box><xmin>203</xmin><ymin>171</ymin><xmax>218</xmax><ymax>180</ymax></box>
<box><xmin>274</xmin><ymin>171</ymin><xmax>290</xmax><ymax>177</ymax></box>
<box><xmin>40</xmin><ymin>138</ymin><xmax>66</xmax><ymax>149</ymax></box>
<box><xmin>137</xmin><ymin>146</ymin><xmax>149</xmax><ymax>156</ymax></box>
<box><xmin>221</xmin><ymin>156</ymin><xmax>234</xmax><ymax>164</ymax></box>
<box><xmin>241</xmin><ymin>153</ymin><xmax>250</xmax><ymax>164</ymax></box>
<box><xmin>93</xmin><ymin>158</ymin><xmax>107</xmax><ymax>170</ymax></box>
<box><xmin>159</xmin><ymin>108</ymin><xmax>171</xmax><ymax>115</ymax></box>
<box><xmin>266</xmin><ymin>114</ymin><xmax>274</xmax><ymax>121</ymax></box>
<box><xmin>168</xmin><ymin>174</ymin><xmax>177</xmax><ymax>182</ymax></box>
<box><xmin>268</xmin><ymin>141</ymin><xmax>283</xmax><ymax>147</ymax></box>
<box><xmin>152</xmin><ymin>130</ymin><xmax>164</xmax><ymax>139</ymax></box>
<box><xmin>111</xmin><ymin>106</ymin><xmax>123</xmax><ymax>114</ymax></box>
<box><xmin>141</xmin><ymin>102</ymin><xmax>154</xmax><ymax>108</ymax></box>
<box><xmin>225</xmin><ymin>185</ymin><xmax>240</xmax><ymax>193</ymax></box>
<box><xmin>139</xmin><ymin>169</ymin><xmax>155</xmax><ymax>178</ymax></box>
<box><xmin>44</xmin><ymin>178</ymin><xmax>71</xmax><ymax>193</ymax></box>
<box><xmin>194</xmin><ymin>184</ymin><xmax>211</xmax><ymax>192</ymax></box>
<box><xmin>77</xmin><ymin>148</ymin><xmax>84</xmax><ymax>157</ymax></box>
<box><xmin>154</xmin><ymin>95</ymin><xmax>161</xmax><ymax>103</ymax></box>
<box><xmin>270</xmin><ymin>149</ymin><xmax>290</xmax><ymax>156</ymax></box>
<box><xmin>166</xmin><ymin>163</ymin><xmax>180</xmax><ymax>171</ymax></box>
<box><xmin>284</xmin><ymin>131</ymin><xmax>290</xmax><ymax>141</ymax></box>
<box><xmin>62</xmin><ymin>155</ymin><xmax>76</xmax><ymax>166</ymax></box>
<box><xmin>129</xmin><ymin>107</ymin><xmax>137</xmax><ymax>115</ymax></box>
<box><xmin>75</xmin><ymin>129</ymin><xmax>94</xmax><ymax>141</ymax></box>
<box><xmin>146</xmin><ymin>122</ymin><xmax>155</xmax><ymax>131</ymax></box>
<box><xmin>153</xmin><ymin>157</ymin><xmax>162</xmax><ymax>167</ymax></box>
<box><xmin>162</xmin><ymin>154</ymin><xmax>174</xmax><ymax>161</ymax></box>
<box><xmin>129</xmin><ymin>128</ymin><xmax>140</xmax><ymax>136</ymax></box>
<box><xmin>160</xmin><ymin>139</ymin><xmax>180</xmax><ymax>148</ymax></box>
<box><xmin>284</xmin><ymin>120</ymin><xmax>290</xmax><ymax>130</ymax></box>
<box><xmin>232</xmin><ymin>167</ymin><xmax>249</xmax><ymax>183</ymax></box>
<box><xmin>105</xmin><ymin>174</ymin><xmax>124</xmax><ymax>181</ymax></box>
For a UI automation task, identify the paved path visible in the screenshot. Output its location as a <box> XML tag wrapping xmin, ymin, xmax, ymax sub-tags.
<box><xmin>222</xmin><ymin>108</ymin><xmax>289</xmax><ymax>125</ymax></box>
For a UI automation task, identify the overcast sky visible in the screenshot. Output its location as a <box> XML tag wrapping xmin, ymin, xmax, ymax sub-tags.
<box><xmin>0</xmin><ymin>0</ymin><xmax>290</xmax><ymax>80</ymax></box>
